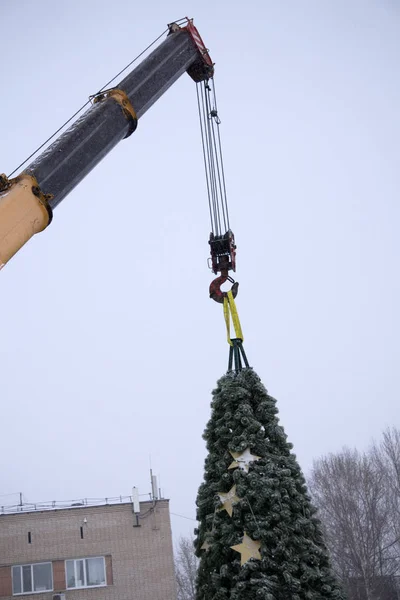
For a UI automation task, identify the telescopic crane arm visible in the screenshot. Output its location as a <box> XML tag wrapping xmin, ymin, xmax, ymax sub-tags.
<box><xmin>0</xmin><ymin>19</ymin><xmax>213</xmax><ymax>270</ymax></box>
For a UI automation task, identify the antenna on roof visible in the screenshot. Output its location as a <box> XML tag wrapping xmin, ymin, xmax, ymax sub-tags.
<box><xmin>132</xmin><ymin>487</ymin><xmax>140</xmax><ymax>527</ymax></box>
<box><xmin>150</xmin><ymin>469</ymin><xmax>159</xmax><ymax>501</ymax></box>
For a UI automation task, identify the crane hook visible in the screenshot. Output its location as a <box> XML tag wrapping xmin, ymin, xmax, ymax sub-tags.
<box><xmin>210</xmin><ymin>271</ymin><xmax>239</xmax><ymax>304</ymax></box>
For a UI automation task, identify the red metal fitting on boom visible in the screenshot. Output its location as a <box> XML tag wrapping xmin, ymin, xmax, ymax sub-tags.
<box><xmin>168</xmin><ymin>17</ymin><xmax>214</xmax><ymax>82</ymax></box>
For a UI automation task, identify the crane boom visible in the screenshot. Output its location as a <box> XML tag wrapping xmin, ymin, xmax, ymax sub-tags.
<box><xmin>0</xmin><ymin>19</ymin><xmax>213</xmax><ymax>270</ymax></box>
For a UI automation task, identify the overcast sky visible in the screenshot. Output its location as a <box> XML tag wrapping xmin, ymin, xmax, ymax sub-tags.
<box><xmin>1</xmin><ymin>0</ymin><xmax>399</xmax><ymax>542</ymax></box>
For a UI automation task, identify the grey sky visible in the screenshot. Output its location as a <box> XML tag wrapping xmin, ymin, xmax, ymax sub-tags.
<box><xmin>1</xmin><ymin>0</ymin><xmax>399</xmax><ymax>541</ymax></box>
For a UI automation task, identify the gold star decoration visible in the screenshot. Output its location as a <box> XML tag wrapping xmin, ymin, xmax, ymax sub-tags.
<box><xmin>231</xmin><ymin>531</ymin><xmax>262</xmax><ymax>565</ymax></box>
<box><xmin>200</xmin><ymin>539</ymin><xmax>211</xmax><ymax>551</ymax></box>
<box><xmin>228</xmin><ymin>447</ymin><xmax>261</xmax><ymax>473</ymax></box>
<box><xmin>218</xmin><ymin>484</ymin><xmax>240</xmax><ymax>517</ymax></box>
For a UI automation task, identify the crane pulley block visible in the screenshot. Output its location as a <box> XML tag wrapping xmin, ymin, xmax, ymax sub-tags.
<box><xmin>209</xmin><ymin>230</ymin><xmax>236</xmax><ymax>275</ymax></box>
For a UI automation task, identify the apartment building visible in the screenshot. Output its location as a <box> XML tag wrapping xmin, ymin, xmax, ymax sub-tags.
<box><xmin>0</xmin><ymin>496</ymin><xmax>176</xmax><ymax>600</ymax></box>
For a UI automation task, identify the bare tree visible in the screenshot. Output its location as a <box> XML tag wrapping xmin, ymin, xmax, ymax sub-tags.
<box><xmin>309</xmin><ymin>431</ymin><xmax>400</xmax><ymax>600</ymax></box>
<box><xmin>175</xmin><ymin>535</ymin><xmax>198</xmax><ymax>600</ymax></box>
<box><xmin>374</xmin><ymin>428</ymin><xmax>400</xmax><ymax>567</ymax></box>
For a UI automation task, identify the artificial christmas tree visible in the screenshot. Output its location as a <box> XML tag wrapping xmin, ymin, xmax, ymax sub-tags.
<box><xmin>194</xmin><ymin>368</ymin><xmax>344</xmax><ymax>600</ymax></box>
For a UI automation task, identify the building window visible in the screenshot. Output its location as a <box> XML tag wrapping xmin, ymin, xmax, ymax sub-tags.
<box><xmin>12</xmin><ymin>562</ymin><xmax>53</xmax><ymax>595</ymax></box>
<box><xmin>65</xmin><ymin>557</ymin><xmax>106</xmax><ymax>589</ymax></box>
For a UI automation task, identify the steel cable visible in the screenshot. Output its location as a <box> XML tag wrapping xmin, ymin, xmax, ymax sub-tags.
<box><xmin>196</xmin><ymin>85</ymin><xmax>214</xmax><ymax>232</ymax></box>
<box><xmin>196</xmin><ymin>79</ymin><xmax>231</xmax><ymax>237</ymax></box>
<box><xmin>211</xmin><ymin>78</ymin><xmax>230</xmax><ymax>231</ymax></box>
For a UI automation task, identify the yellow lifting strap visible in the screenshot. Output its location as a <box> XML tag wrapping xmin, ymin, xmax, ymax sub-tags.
<box><xmin>223</xmin><ymin>290</ymin><xmax>244</xmax><ymax>346</ymax></box>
